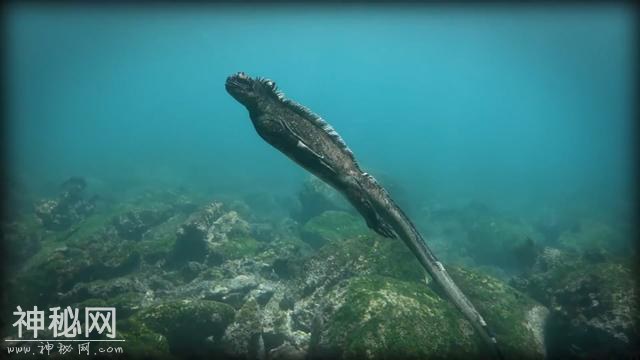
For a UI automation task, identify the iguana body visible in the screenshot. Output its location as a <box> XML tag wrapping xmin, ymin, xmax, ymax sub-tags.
<box><xmin>225</xmin><ymin>72</ymin><xmax>503</xmax><ymax>358</ymax></box>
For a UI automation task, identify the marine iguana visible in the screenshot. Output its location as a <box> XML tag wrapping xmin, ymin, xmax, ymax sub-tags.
<box><xmin>225</xmin><ymin>72</ymin><xmax>504</xmax><ymax>358</ymax></box>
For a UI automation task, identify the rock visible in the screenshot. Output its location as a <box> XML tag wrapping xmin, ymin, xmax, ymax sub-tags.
<box><xmin>172</xmin><ymin>202</ymin><xmax>253</xmax><ymax>264</ymax></box>
<box><xmin>251</xmin><ymin>222</ymin><xmax>276</xmax><ymax>243</ymax></box>
<box><xmin>173</xmin><ymin>194</ymin><xmax>199</xmax><ymax>214</ymax></box>
<box><xmin>221</xmin><ymin>297</ymin><xmax>262</xmax><ymax>357</ymax></box>
<box><xmin>420</xmin><ymin>202</ymin><xmax>544</xmax><ymax>275</ymax></box>
<box><xmin>112</xmin><ymin>206</ymin><xmax>173</xmax><ymax>241</ymax></box>
<box><xmin>512</xmin><ymin>249</ymin><xmax>639</xmax><ymax>358</ymax></box>
<box><xmin>24</xmin><ymin>182</ymin><xmax>638</xmax><ymax>359</ymax></box>
<box><xmin>131</xmin><ymin>299</ymin><xmax>235</xmax><ymax>357</ymax></box>
<box><xmin>34</xmin><ymin>199</ymin><xmax>65</xmax><ymax>229</ymax></box>
<box><xmin>180</xmin><ymin>261</ymin><xmax>206</xmax><ymax>282</ymax></box>
<box><xmin>309</xmin><ymin>269</ymin><xmax>547</xmax><ymax>359</ymax></box>
<box><xmin>214</xmin><ymin>211</ymin><xmax>252</xmax><ymax>239</ymax></box>
<box><xmin>249</xmin><ymin>283</ymin><xmax>276</xmax><ymax>306</ymax></box>
<box><xmin>2</xmin><ymin>217</ymin><xmax>42</xmax><ymax>269</ymax></box>
<box><xmin>269</xmin><ymin>343</ymin><xmax>307</xmax><ymax>360</ymax></box>
<box><xmin>557</xmin><ymin>218</ymin><xmax>632</xmax><ymax>256</ymax></box>
<box><xmin>118</xmin><ymin>320</ymin><xmax>170</xmax><ymax>358</ymax></box>
<box><xmin>172</xmin><ymin>210</ymin><xmax>209</xmax><ymax>264</ymax></box>
<box><xmin>213</xmin><ymin>233</ymin><xmax>260</xmax><ymax>262</ymax></box>
<box><xmin>60</xmin><ymin>176</ymin><xmax>86</xmax><ymax>194</ymax></box>
<box><xmin>316</xmin><ymin>275</ymin><xmax>482</xmax><ymax>358</ymax></box>
<box><xmin>243</xmin><ymin>192</ymin><xmax>289</xmax><ymax>221</ymax></box>
<box><xmin>300</xmin><ymin>211</ymin><xmax>369</xmax><ymax>248</ymax></box>
<box><xmin>464</xmin><ymin>220</ymin><xmax>542</xmax><ymax>273</ymax></box>
<box><xmin>533</xmin><ymin>206</ymin><xmax>580</xmax><ymax>243</ymax></box>
<box><xmin>447</xmin><ymin>267</ymin><xmax>549</xmax><ymax>358</ymax></box>
<box><xmin>34</xmin><ymin>177</ymin><xmax>96</xmax><ymax>230</ymax></box>
<box><xmin>228</xmin><ymin>200</ymin><xmax>253</xmax><ymax>221</ymax></box>
<box><xmin>205</xmin><ymin>275</ymin><xmax>259</xmax><ymax>307</ymax></box>
<box><xmin>295</xmin><ymin>232</ymin><xmax>426</xmax><ymax>300</ymax></box>
<box><xmin>246</xmin><ymin>223</ymin><xmax>548</xmax><ymax>359</ymax></box>
<box><xmin>4</xmin><ymin>174</ymin><xmax>36</xmax><ymax>220</ymax></box>
<box><xmin>279</xmin><ymin>294</ymin><xmax>296</xmax><ymax>310</ymax></box>
<box><xmin>8</xmin><ymin>232</ymin><xmax>140</xmax><ymax>307</ymax></box>
<box><xmin>59</xmin><ymin>276</ymin><xmax>146</xmax><ymax>302</ymax></box>
<box><xmin>294</xmin><ymin>177</ymin><xmax>350</xmax><ymax>223</ymax></box>
<box><xmin>136</xmin><ymin>210</ymin><xmax>189</xmax><ymax>265</ymax></box>
<box><xmin>260</xmin><ymin>286</ymin><xmax>310</xmax><ymax>354</ymax></box>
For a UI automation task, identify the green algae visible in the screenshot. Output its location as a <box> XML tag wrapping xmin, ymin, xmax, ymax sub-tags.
<box><xmin>118</xmin><ymin>318</ymin><xmax>172</xmax><ymax>359</ymax></box>
<box><xmin>557</xmin><ymin>219</ymin><xmax>631</xmax><ymax>256</ymax></box>
<box><xmin>222</xmin><ymin>297</ymin><xmax>261</xmax><ymax>355</ymax></box>
<box><xmin>131</xmin><ymin>299</ymin><xmax>235</xmax><ymax>355</ymax></box>
<box><xmin>324</xmin><ymin>275</ymin><xmax>481</xmax><ymax>359</ymax></box>
<box><xmin>301</xmin><ymin>210</ymin><xmax>369</xmax><ymax>247</ymax></box>
<box><xmin>448</xmin><ymin>266</ymin><xmax>546</xmax><ymax>358</ymax></box>
<box><xmin>309</xmin><ymin>233</ymin><xmax>426</xmax><ymax>284</ymax></box>
<box><xmin>215</xmin><ymin>235</ymin><xmax>261</xmax><ymax>260</ymax></box>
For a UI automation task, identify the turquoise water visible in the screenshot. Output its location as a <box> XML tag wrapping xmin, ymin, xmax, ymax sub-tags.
<box><xmin>3</xmin><ymin>4</ymin><xmax>637</xmax><ymax>358</ymax></box>
<box><xmin>7</xmin><ymin>4</ymin><xmax>635</xmax><ymax>214</ymax></box>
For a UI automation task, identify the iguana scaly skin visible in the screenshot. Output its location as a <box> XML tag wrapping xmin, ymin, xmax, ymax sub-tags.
<box><xmin>225</xmin><ymin>72</ymin><xmax>504</xmax><ymax>358</ymax></box>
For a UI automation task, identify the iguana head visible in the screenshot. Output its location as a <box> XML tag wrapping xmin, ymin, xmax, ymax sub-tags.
<box><xmin>225</xmin><ymin>72</ymin><xmax>281</xmax><ymax>112</ymax></box>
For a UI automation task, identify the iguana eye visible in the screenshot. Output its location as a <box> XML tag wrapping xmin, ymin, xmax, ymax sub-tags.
<box><xmin>266</xmin><ymin>81</ymin><xmax>274</xmax><ymax>88</ymax></box>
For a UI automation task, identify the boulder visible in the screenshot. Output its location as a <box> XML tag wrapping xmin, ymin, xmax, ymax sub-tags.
<box><xmin>112</xmin><ymin>206</ymin><xmax>173</xmax><ymax>241</ymax></box>
<box><xmin>512</xmin><ymin>248</ymin><xmax>639</xmax><ymax>357</ymax></box>
<box><xmin>130</xmin><ymin>299</ymin><xmax>235</xmax><ymax>357</ymax></box>
<box><xmin>172</xmin><ymin>202</ymin><xmax>253</xmax><ymax>264</ymax></box>
<box><xmin>34</xmin><ymin>176</ymin><xmax>96</xmax><ymax>230</ymax></box>
<box><xmin>294</xmin><ymin>177</ymin><xmax>350</xmax><ymax>223</ymax></box>
<box><xmin>300</xmin><ymin>211</ymin><xmax>369</xmax><ymax>249</ymax></box>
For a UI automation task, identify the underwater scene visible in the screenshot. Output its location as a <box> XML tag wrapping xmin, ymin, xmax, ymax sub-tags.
<box><xmin>2</xmin><ymin>4</ymin><xmax>638</xmax><ymax>359</ymax></box>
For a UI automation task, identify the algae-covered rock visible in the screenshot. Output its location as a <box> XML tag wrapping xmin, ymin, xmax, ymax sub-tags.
<box><xmin>3</xmin><ymin>216</ymin><xmax>43</xmax><ymax>269</ymax></box>
<box><xmin>253</xmin><ymin>227</ymin><xmax>313</xmax><ymax>280</ymax></box>
<box><xmin>118</xmin><ymin>319</ymin><xmax>172</xmax><ymax>359</ymax></box>
<box><xmin>420</xmin><ymin>202</ymin><xmax>543</xmax><ymax>274</ymax></box>
<box><xmin>205</xmin><ymin>274</ymin><xmax>259</xmax><ymax>307</ymax></box>
<box><xmin>34</xmin><ymin>176</ymin><xmax>96</xmax><ymax>231</ymax></box>
<box><xmin>300</xmin><ymin>210</ymin><xmax>369</xmax><ymax>248</ymax></box>
<box><xmin>557</xmin><ymin>218</ymin><xmax>632</xmax><ymax>256</ymax></box>
<box><xmin>221</xmin><ymin>297</ymin><xmax>262</xmax><ymax>357</ymax></box>
<box><xmin>318</xmin><ymin>275</ymin><xmax>481</xmax><ymax>359</ymax></box>
<box><xmin>60</xmin><ymin>274</ymin><xmax>142</xmax><ymax>298</ymax></box>
<box><xmin>132</xmin><ymin>299</ymin><xmax>235</xmax><ymax>356</ymax></box>
<box><xmin>172</xmin><ymin>202</ymin><xmax>253</xmax><ymax>263</ymax></box>
<box><xmin>112</xmin><ymin>206</ymin><xmax>174</xmax><ymax>241</ymax></box>
<box><xmin>136</xmin><ymin>210</ymin><xmax>187</xmax><ymax>264</ymax></box>
<box><xmin>8</xmin><ymin>234</ymin><xmax>140</xmax><ymax>307</ymax></box>
<box><xmin>447</xmin><ymin>267</ymin><xmax>549</xmax><ymax>358</ymax></box>
<box><xmin>214</xmin><ymin>235</ymin><xmax>261</xmax><ymax>261</ymax></box>
<box><xmin>260</xmin><ymin>285</ymin><xmax>310</xmax><ymax>355</ymax></box>
<box><xmin>460</xmin><ymin>215</ymin><xmax>542</xmax><ymax>273</ymax></box>
<box><xmin>298</xmin><ymin>232</ymin><xmax>425</xmax><ymax>298</ymax></box>
<box><xmin>294</xmin><ymin>177</ymin><xmax>351</xmax><ymax>223</ymax></box>
<box><xmin>172</xmin><ymin>202</ymin><xmax>225</xmax><ymax>262</ymax></box>
<box><xmin>313</xmin><ymin>270</ymin><xmax>547</xmax><ymax>359</ymax></box>
<box><xmin>512</xmin><ymin>248</ymin><xmax>639</xmax><ymax>358</ymax></box>
<box><xmin>288</xmin><ymin>222</ymin><xmax>548</xmax><ymax>359</ymax></box>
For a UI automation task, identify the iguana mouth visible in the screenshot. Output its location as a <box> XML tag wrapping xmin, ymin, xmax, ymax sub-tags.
<box><xmin>225</xmin><ymin>72</ymin><xmax>251</xmax><ymax>90</ymax></box>
<box><xmin>225</xmin><ymin>72</ymin><xmax>255</xmax><ymax>104</ymax></box>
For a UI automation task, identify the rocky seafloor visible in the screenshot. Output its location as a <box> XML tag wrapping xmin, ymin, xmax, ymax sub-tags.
<box><xmin>1</xmin><ymin>177</ymin><xmax>638</xmax><ymax>359</ymax></box>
